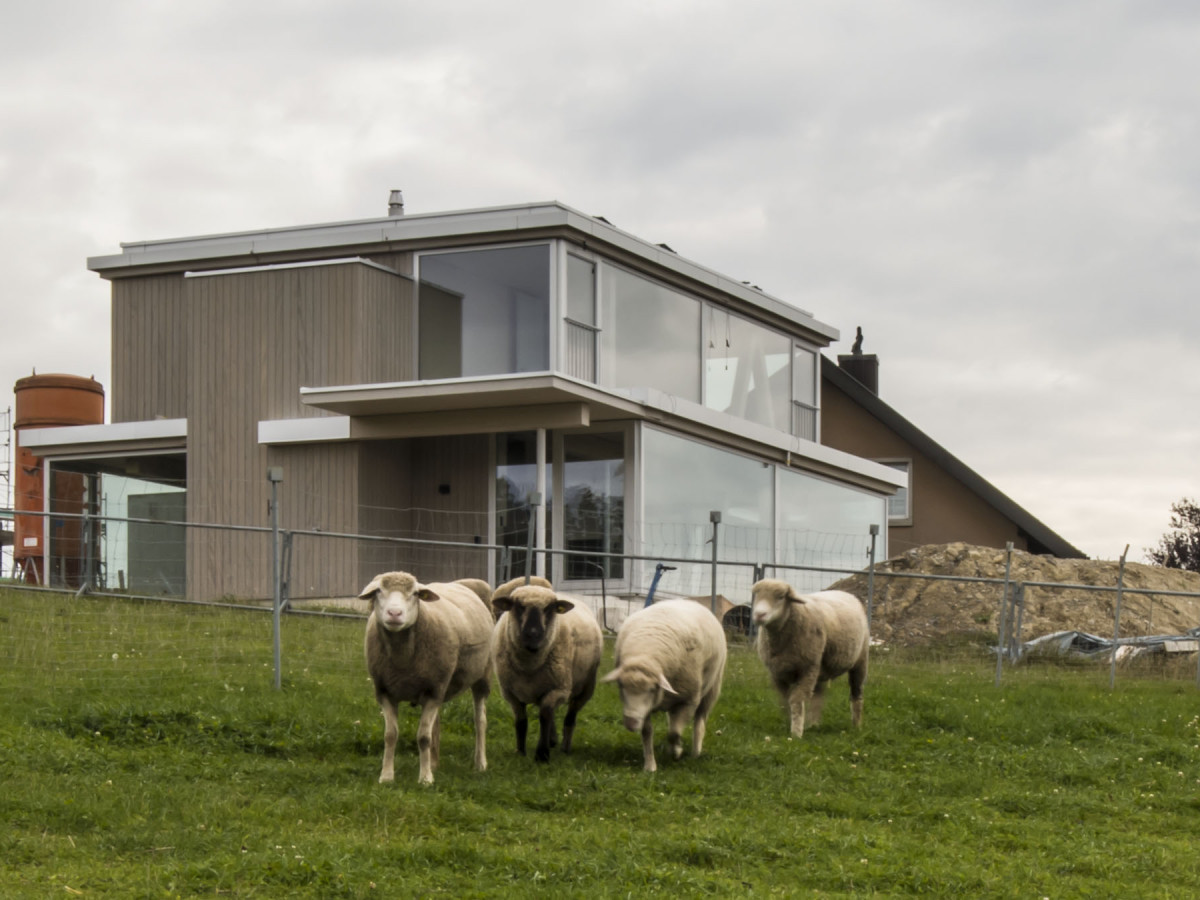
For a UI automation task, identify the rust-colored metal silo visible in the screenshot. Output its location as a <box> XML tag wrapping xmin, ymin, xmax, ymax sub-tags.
<box><xmin>13</xmin><ymin>373</ymin><xmax>105</xmax><ymax>585</ymax></box>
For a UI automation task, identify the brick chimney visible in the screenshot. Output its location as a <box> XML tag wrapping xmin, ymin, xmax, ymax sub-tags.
<box><xmin>837</xmin><ymin>326</ymin><xmax>879</xmax><ymax>395</ymax></box>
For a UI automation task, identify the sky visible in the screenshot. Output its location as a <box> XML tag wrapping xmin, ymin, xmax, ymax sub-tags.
<box><xmin>2</xmin><ymin>0</ymin><xmax>1197</xmax><ymax>565</ymax></box>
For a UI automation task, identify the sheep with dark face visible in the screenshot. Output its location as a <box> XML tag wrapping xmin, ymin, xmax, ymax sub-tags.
<box><xmin>359</xmin><ymin>572</ymin><xmax>493</xmax><ymax>785</ymax></box>
<box><xmin>750</xmin><ymin>579</ymin><xmax>869</xmax><ymax>738</ymax></box>
<box><xmin>601</xmin><ymin>599</ymin><xmax>727</xmax><ymax>772</ymax></box>
<box><xmin>491</xmin><ymin>584</ymin><xmax>603</xmax><ymax>762</ymax></box>
<box><xmin>490</xmin><ymin>575</ymin><xmax>553</xmax><ymax>621</ymax></box>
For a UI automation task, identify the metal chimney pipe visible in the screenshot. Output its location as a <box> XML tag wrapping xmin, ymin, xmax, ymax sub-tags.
<box><xmin>388</xmin><ymin>189</ymin><xmax>405</xmax><ymax>217</ymax></box>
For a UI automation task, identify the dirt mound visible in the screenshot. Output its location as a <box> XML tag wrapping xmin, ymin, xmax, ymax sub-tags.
<box><xmin>827</xmin><ymin>542</ymin><xmax>1200</xmax><ymax>648</ymax></box>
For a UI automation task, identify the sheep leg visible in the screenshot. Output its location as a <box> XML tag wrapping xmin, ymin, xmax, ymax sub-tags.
<box><xmin>785</xmin><ymin>682</ymin><xmax>813</xmax><ymax>738</ymax></box>
<box><xmin>377</xmin><ymin>697</ymin><xmax>400</xmax><ymax>784</ymax></box>
<box><xmin>562</xmin><ymin>678</ymin><xmax>595</xmax><ymax>755</ymax></box>
<box><xmin>808</xmin><ymin>680</ymin><xmax>827</xmax><ymax>727</ymax></box>
<box><xmin>535</xmin><ymin>703</ymin><xmax>558</xmax><ymax>763</ymax></box>
<box><xmin>692</xmin><ymin>686</ymin><xmax>720</xmax><ymax>758</ymax></box>
<box><xmin>471</xmin><ymin>681</ymin><xmax>488</xmax><ymax>772</ymax></box>
<box><xmin>512</xmin><ymin>702</ymin><xmax>529</xmax><ymax>756</ymax></box>
<box><xmin>848</xmin><ymin>662</ymin><xmax>867</xmax><ymax>728</ymax></box>
<box><xmin>667</xmin><ymin>705</ymin><xmax>695</xmax><ymax>761</ymax></box>
<box><xmin>415</xmin><ymin>699</ymin><xmax>441</xmax><ymax>785</ymax></box>
<box><xmin>431</xmin><ymin>707</ymin><xmax>442</xmax><ymax>774</ymax></box>
<box><xmin>640</xmin><ymin>719</ymin><xmax>657</xmax><ymax>773</ymax></box>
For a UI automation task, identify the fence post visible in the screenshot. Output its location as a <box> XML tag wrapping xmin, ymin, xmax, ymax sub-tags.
<box><xmin>709</xmin><ymin>511</ymin><xmax>721</xmax><ymax>617</ymax></box>
<box><xmin>866</xmin><ymin>524</ymin><xmax>879</xmax><ymax>632</ymax></box>
<box><xmin>994</xmin><ymin>542</ymin><xmax>1014</xmax><ymax>686</ymax></box>
<box><xmin>268</xmin><ymin>467</ymin><xmax>284</xmax><ymax>691</ymax></box>
<box><xmin>1109</xmin><ymin>545</ymin><xmax>1129</xmax><ymax>690</ymax></box>
<box><xmin>1011</xmin><ymin>583</ymin><xmax>1025</xmax><ymax>661</ymax></box>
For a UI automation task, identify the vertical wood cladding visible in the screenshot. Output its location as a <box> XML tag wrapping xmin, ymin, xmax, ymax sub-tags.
<box><xmin>111</xmin><ymin>275</ymin><xmax>190</xmax><ymax>423</ymax></box>
<box><xmin>175</xmin><ymin>260</ymin><xmax>413</xmax><ymax>599</ymax></box>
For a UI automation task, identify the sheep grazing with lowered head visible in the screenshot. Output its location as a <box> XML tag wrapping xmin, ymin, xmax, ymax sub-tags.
<box><xmin>601</xmin><ymin>599</ymin><xmax>727</xmax><ymax>772</ymax></box>
<box><xmin>359</xmin><ymin>572</ymin><xmax>494</xmax><ymax>785</ymax></box>
<box><xmin>750</xmin><ymin>579</ymin><xmax>869</xmax><ymax>738</ymax></box>
<box><xmin>492</xmin><ymin>584</ymin><xmax>603</xmax><ymax>762</ymax></box>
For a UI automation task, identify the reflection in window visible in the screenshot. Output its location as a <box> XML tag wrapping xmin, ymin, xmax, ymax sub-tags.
<box><xmin>598</xmin><ymin>263</ymin><xmax>700</xmax><ymax>401</ymax></box>
<box><xmin>495</xmin><ymin>432</ymin><xmax>551</xmax><ymax>583</ymax></box>
<box><xmin>705</xmin><ymin>307</ymin><xmax>792</xmax><ymax>432</ymax></box>
<box><xmin>778</xmin><ymin>468</ymin><xmax>886</xmax><ymax>591</ymax></box>
<box><xmin>882</xmin><ymin>461</ymin><xmax>911</xmax><ymax>521</ymax></box>
<box><xmin>563</xmin><ymin>432</ymin><xmax>624</xmax><ymax>581</ymax></box>
<box><xmin>419</xmin><ymin>245</ymin><xmax>550</xmax><ymax>379</ymax></box>
<box><xmin>641</xmin><ymin>427</ymin><xmax>772</xmax><ymax>602</ymax></box>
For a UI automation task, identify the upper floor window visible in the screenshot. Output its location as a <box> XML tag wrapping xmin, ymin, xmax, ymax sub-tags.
<box><xmin>597</xmin><ymin>262</ymin><xmax>701</xmax><ymax>402</ymax></box>
<box><xmin>418</xmin><ymin>244</ymin><xmax>550</xmax><ymax>379</ymax></box>
<box><xmin>792</xmin><ymin>344</ymin><xmax>818</xmax><ymax>441</ymax></box>
<box><xmin>880</xmin><ymin>460</ymin><xmax>912</xmax><ymax>523</ymax></box>
<box><xmin>704</xmin><ymin>307</ymin><xmax>792</xmax><ymax>433</ymax></box>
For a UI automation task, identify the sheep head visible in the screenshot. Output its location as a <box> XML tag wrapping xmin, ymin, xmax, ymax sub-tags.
<box><xmin>750</xmin><ymin>578</ymin><xmax>804</xmax><ymax>628</ymax></box>
<box><xmin>601</xmin><ymin>662</ymin><xmax>676</xmax><ymax>732</ymax></box>
<box><xmin>493</xmin><ymin>585</ymin><xmax>573</xmax><ymax>653</ymax></box>
<box><xmin>359</xmin><ymin>571</ymin><xmax>441</xmax><ymax>632</ymax></box>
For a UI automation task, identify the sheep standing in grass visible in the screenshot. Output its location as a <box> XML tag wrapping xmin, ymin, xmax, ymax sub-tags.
<box><xmin>492</xmin><ymin>584</ymin><xmax>603</xmax><ymax>762</ymax></box>
<box><xmin>601</xmin><ymin>599</ymin><xmax>727</xmax><ymax>772</ymax></box>
<box><xmin>360</xmin><ymin>572</ymin><xmax>493</xmax><ymax>785</ymax></box>
<box><xmin>750</xmin><ymin>579</ymin><xmax>869</xmax><ymax>738</ymax></box>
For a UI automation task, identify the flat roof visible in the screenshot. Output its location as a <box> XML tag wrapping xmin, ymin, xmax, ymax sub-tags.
<box><xmin>87</xmin><ymin>200</ymin><xmax>839</xmax><ymax>341</ymax></box>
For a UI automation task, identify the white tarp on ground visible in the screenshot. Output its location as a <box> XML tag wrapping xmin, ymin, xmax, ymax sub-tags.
<box><xmin>1021</xmin><ymin>630</ymin><xmax>1200</xmax><ymax>662</ymax></box>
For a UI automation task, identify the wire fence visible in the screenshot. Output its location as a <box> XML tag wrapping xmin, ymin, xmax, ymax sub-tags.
<box><xmin>3</xmin><ymin>506</ymin><xmax>1200</xmax><ymax>691</ymax></box>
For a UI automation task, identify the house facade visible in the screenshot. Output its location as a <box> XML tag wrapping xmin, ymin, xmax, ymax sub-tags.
<box><xmin>22</xmin><ymin>197</ymin><xmax>905</xmax><ymax>602</ymax></box>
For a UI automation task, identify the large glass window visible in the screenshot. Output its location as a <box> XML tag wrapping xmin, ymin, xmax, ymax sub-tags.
<box><xmin>419</xmin><ymin>245</ymin><xmax>550</xmax><ymax>379</ymax></box>
<box><xmin>494</xmin><ymin>432</ymin><xmax>550</xmax><ymax>583</ymax></box>
<box><xmin>598</xmin><ymin>263</ymin><xmax>700</xmax><ymax>401</ymax></box>
<box><xmin>778</xmin><ymin>467</ymin><xmax>886</xmax><ymax>592</ymax></box>
<box><xmin>48</xmin><ymin>456</ymin><xmax>187</xmax><ymax>595</ymax></box>
<box><xmin>641</xmin><ymin>427</ymin><xmax>773</xmax><ymax>604</ymax></box>
<box><xmin>561</xmin><ymin>432</ymin><xmax>624</xmax><ymax>581</ymax></box>
<box><xmin>705</xmin><ymin>307</ymin><xmax>792</xmax><ymax>432</ymax></box>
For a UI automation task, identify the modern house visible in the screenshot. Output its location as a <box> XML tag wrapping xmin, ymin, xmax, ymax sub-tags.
<box><xmin>20</xmin><ymin>195</ymin><xmax>907</xmax><ymax>603</ymax></box>
<box><xmin>822</xmin><ymin>346</ymin><xmax>1084</xmax><ymax>559</ymax></box>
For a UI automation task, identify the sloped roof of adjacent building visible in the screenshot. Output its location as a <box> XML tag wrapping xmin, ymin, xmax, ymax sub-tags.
<box><xmin>822</xmin><ymin>355</ymin><xmax>1086</xmax><ymax>559</ymax></box>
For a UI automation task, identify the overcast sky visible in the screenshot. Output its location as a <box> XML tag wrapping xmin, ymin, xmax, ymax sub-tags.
<box><xmin>2</xmin><ymin>0</ymin><xmax>1197</xmax><ymax>564</ymax></box>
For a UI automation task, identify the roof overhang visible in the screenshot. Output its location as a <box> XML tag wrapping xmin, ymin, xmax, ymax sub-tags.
<box><xmin>19</xmin><ymin>419</ymin><xmax>188</xmax><ymax>457</ymax></box>
<box><xmin>295</xmin><ymin>373</ymin><xmax>905</xmax><ymax>495</ymax></box>
<box><xmin>87</xmin><ymin>200</ymin><xmax>838</xmax><ymax>342</ymax></box>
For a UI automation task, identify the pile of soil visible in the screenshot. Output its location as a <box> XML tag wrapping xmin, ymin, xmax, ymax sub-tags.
<box><xmin>827</xmin><ymin>542</ymin><xmax>1200</xmax><ymax>649</ymax></box>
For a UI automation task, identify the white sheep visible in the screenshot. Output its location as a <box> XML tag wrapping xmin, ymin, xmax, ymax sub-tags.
<box><xmin>359</xmin><ymin>572</ymin><xmax>494</xmax><ymax>785</ymax></box>
<box><xmin>750</xmin><ymin>579</ymin><xmax>869</xmax><ymax>738</ymax></box>
<box><xmin>600</xmin><ymin>599</ymin><xmax>727</xmax><ymax>772</ymax></box>
<box><xmin>491</xmin><ymin>584</ymin><xmax>604</xmax><ymax>762</ymax></box>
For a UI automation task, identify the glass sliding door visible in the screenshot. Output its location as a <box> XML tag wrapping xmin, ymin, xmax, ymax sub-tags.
<box><xmin>560</xmin><ymin>431</ymin><xmax>625</xmax><ymax>582</ymax></box>
<box><xmin>494</xmin><ymin>431</ymin><xmax>551</xmax><ymax>583</ymax></box>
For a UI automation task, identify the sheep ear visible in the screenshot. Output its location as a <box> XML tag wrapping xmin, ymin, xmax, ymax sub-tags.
<box><xmin>600</xmin><ymin>667</ymin><xmax>622</xmax><ymax>684</ymax></box>
<box><xmin>492</xmin><ymin>596</ymin><xmax>514</xmax><ymax>613</ymax></box>
<box><xmin>414</xmin><ymin>586</ymin><xmax>441</xmax><ymax>602</ymax></box>
<box><xmin>358</xmin><ymin>577</ymin><xmax>384</xmax><ymax>601</ymax></box>
<box><xmin>787</xmin><ymin>587</ymin><xmax>808</xmax><ymax>605</ymax></box>
<box><xmin>552</xmin><ymin>599</ymin><xmax>574</xmax><ymax>615</ymax></box>
<box><xmin>658</xmin><ymin>673</ymin><xmax>677</xmax><ymax>694</ymax></box>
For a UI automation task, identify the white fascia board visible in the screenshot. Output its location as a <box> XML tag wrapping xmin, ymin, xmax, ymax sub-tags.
<box><xmin>623</xmin><ymin>387</ymin><xmax>907</xmax><ymax>491</ymax></box>
<box><xmin>19</xmin><ymin>418</ymin><xmax>188</xmax><ymax>448</ymax></box>
<box><xmin>258</xmin><ymin>416</ymin><xmax>352</xmax><ymax>445</ymax></box>
<box><xmin>185</xmin><ymin>257</ymin><xmax>399</xmax><ymax>279</ymax></box>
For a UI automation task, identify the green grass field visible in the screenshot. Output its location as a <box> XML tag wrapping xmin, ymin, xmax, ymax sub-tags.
<box><xmin>3</xmin><ymin>586</ymin><xmax>1199</xmax><ymax>898</ymax></box>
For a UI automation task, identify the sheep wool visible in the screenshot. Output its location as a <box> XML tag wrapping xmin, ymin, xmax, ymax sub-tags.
<box><xmin>750</xmin><ymin>579</ymin><xmax>869</xmax><ymax>738</ymax></box>
<box><xmin>492</xmin><ymin>584</ymin><xmax>604</xmax><ymax>762</ymax></box>
<box><xmin>360</xmin><ymin>572</ymin><xmax>494</xmax><ymax>785</ymax></box>
<box><xmin>601</xmin><ymin>599</ymin><xmax>727</xmax><ymax>772</ymax></box>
